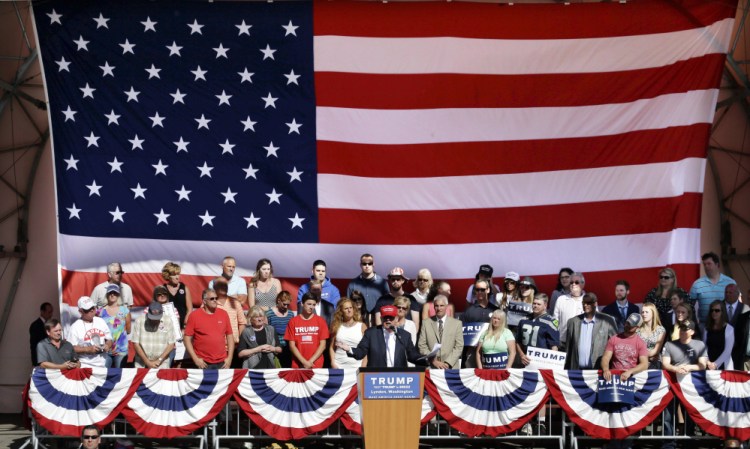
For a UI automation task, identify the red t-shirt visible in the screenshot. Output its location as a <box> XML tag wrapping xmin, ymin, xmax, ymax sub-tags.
<box><xmin>605</xmin><ymin>333</ymin><xmax>648</xmax><ymax>370</ymax></box>
<box><xmin>184</xmin><ymin>308</ymin><xmax>233</xmax><ymax>364</ymax></box>
<box><xmin>284</xmin><ymin>314</ymin><xmax>329</xmax><ymax>368</ymax></box>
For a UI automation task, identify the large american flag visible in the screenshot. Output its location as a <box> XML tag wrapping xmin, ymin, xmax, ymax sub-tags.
<box><xmin>33</xmin><ymin>0</ymin><xmax>737</xmax><ymax>309</ymax></box>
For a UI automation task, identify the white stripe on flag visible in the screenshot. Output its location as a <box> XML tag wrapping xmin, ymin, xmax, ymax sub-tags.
<box><xmin>318</xmin><ymin>158</ymin><xmax>706</xmax><ymax>211</ymax></box>
<box><xmin>316</xmin><ymin>90</ymin><xmax>719</xmax><ymax>144</ymax></box>
<box><xmin>314</xmin><ymin>18</ymin><xmax>734</xmax><ymax>74</ymax></box>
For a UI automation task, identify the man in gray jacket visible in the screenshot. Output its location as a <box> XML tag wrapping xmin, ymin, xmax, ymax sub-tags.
<box><xmin>564</xmin><ymin>293</ymin><xmax>617</xmax><ymax>369</ymax></box>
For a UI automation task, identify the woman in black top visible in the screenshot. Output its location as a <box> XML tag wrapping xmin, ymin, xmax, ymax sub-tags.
<box><xmin>160</xmin><ymin>262</ymin><xmax>193</xmax><ymax>329</ymax></box>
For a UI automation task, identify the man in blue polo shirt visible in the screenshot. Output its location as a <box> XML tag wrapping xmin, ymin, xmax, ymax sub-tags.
<box><xmin>689</xmin><ymin>252</ymin><xmax>735</xmax><ymax>324</ymax></box>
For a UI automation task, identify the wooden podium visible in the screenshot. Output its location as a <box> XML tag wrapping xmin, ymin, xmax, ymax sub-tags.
<box><xmin>357</xmin><ymin>367</ymin><xmax>426</xmax><ymax>449</ymax></box>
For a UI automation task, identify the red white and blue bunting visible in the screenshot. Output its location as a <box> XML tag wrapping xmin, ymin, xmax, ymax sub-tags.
<box><xmin>425</xmin><ymin>369</ymin><xmax>549</xmax><ymax>437</ymax></box>
<box><xmin>232</xmin><ymin>369</ymin><xmax>358</xmax><ymax>440</ymax></box>
<box><xmin>28</xmin><ymin>368</ymin><xmax>146</xmax><ymax>436</ymax></box>
<box><xmin>669</xmin><ymin>370</ymin><xmax>750</xmax><ymax>441</ymax></box>
<box><xmin>27</xmin><ymin>369</ymin><xmax>750</xmax><ymax>440</ymax></box>
<box><xmin>541</xmin><ymin>370</ymin><xmax>672</xmax><ymax>439</ymax></box>
<box><xmin>121</xmin><ymin>368</ymin><xmax>246</xmax><ymax>438</ymax></box>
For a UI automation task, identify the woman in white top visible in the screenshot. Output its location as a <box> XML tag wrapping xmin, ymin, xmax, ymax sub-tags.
<box><xmin>330</xmin><ymin>298</ymin><xmax>368</xmax><ymax>369</ymax></box>
<box><xmin>393</xmin><ymin>296</ymin><xmax>417</xmax><ymax>343</ymax></box>
<box><xmin>394</xmin><ymin>295</ymin><xmax>418</xmax><ymax>367</ymax></box>
<box><xmin>408</xmin><ymin>268</ymin><xmax>432</xmax><ymax>332</ymax></box>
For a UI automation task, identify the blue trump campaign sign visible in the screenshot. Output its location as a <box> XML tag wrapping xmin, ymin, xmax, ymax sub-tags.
<box><xmin>597</xmin><ymin>374</ymin><xmax>635</xmax><ymax>405</ymax></box>
<box><xmin>363</xmin><ymin>373</ymin><xmax>421</xmax><ymax>400</ymax></box>
<box><xmin>481</xmin><ymin>352</ymin><xmax>508</xmax><ymax>369</ymax></box>
<box><xmin>462</xmin><ymin>323</ymin><xmax>489</xmax><ymax>347</ymax></box>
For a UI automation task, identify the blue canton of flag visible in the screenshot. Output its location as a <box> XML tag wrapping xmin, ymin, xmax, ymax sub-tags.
<box><xmin>36</xmin><ymin>0</ymin><xmax>317</xmax><ymax>242</ymax></box>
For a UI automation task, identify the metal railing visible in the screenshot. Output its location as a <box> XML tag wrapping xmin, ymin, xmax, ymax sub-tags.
<box><xmin>27</xmin><ymin>398</ymin><xmax>725</xmax><ymax>449</ymax></box>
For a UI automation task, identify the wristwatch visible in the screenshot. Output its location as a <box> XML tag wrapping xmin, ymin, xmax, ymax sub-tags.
<box><xmin>156</xmin><ymin>357</ymin><xmax>163</xmax><ymax>364</ymax></box>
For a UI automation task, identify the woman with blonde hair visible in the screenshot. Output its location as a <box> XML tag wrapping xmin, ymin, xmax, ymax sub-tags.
<box><xmin>644</xmin><ymin>267</ymin><xmax>688</xmax><ymax>316</ymax></box>
<box><xmin>329</xmin><ymin>298</ymin><xmax>367</xmax><ymax>368</ymax></box>
<box><xmin>393</xmin><ymin>296</ymin><xmax>418</xmax><ymax>344</ymax></box>
<box><xmin>161</xmin><ymin>262</ymin><xmax>193</xmax><ymax>329</ymax></box>
<box><xmin>248</xmin><ymin>258</ymin><xmax>283</xmax><ymax>311</ymax></box>
<box><xmin>476</xmin><ymin>309</ymin><xmax>516</xmax><ymax>369</ymax></box>
<box><xmin>238</xmin><ymin>306</ymin><xmax>281</xmax><ymax>369</ymax></box>
<box><xmin>408</xmin><ymin>268</ymin><xmax>433</xmax><ymax>331</ymax></box>
<box><xmin>636</xmin><ymin>303</ymin><xmax>666</xmax><ymax>369</ymax></box>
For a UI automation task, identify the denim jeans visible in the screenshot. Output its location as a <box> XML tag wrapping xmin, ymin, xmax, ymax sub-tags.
<box><xmin>104</xmin><ymin>353</ymin><xmax>127</xmax><ymax>368</ymax></box>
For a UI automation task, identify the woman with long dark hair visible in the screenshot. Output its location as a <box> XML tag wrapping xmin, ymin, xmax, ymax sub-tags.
<box><xmin>549</xmin><ymin>267</ymin><xmax>573</xmax><ymax>313</ymax></box>
<box><xmin>703</xmin><ymin>300</ymin><xmax>734</xmax><ymax>370</ymax></box>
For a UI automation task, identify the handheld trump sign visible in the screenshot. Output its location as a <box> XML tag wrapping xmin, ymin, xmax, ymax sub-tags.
<box><xmin>526</xmin><ymin>347</ymin><xmax>566</xmax><ymax>370</ymax></box>
<box><xmin>482</xmin><ymin>352</ymin><xmax>508</xmax><ymax>369</ymax></box>
<box><xmin>597</xmin><ymin>374</ymin><xmax>636</xmax><ymax>404</ymax></box>
<box><xmin>463</xmin><ymin>322</ymin><xmax>489</xmax><ymax>347</ymax></box>
<box><xmin>363</xmin><ymin>373</ymin><xmax>421</xmax><ymax>399</ymax></box>
<box><xmin>506</xmin><ymin>301</ymin><xmax>533</xmax><ymax>327</ymax></box>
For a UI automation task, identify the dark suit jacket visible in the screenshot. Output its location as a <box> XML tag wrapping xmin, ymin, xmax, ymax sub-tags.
<box><xmin>29</xmin><ymin>317</ymin><xmax>46</xmax><ymax>366</ymax></box>
<box><xmin>725</xmin><ymin>300</ymin><xmax>743</xmax><ymax>327</ymax></box>
<box><xmin>732</xmin><ymin>305</ymin><xmax>750</xmax><ymax>368</ymax></box>
<box><xmin>349</xmin><ymin>325</ymin><xmax>426</xmax><ymax>368</ymax></box>
<box><xmin>601</xmin><ymin>302</ymin><xmax>640</xmax><ymax>333</ymax></box>
<box><xmin>564</xmin><ymin>312</ymin><xmax>617</xmax><ymax>369</ymax></box>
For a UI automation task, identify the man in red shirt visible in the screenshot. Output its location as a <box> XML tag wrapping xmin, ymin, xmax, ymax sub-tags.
<box><xmin>184</xmin><ymin>288</ymin><xmax>234</xmax><ymax>369</ymax></box>
<box><xmin>285</xmin><ymin>292</ymin><xmax>329</xmax><ymax>368</ymax></box>
<box><xmin>601</xmin><ymin>313</ymin><xmax>649</xmax><ymax>382</ymax></box>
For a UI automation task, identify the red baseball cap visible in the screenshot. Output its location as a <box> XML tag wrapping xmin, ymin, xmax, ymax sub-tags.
<box><xmin>380</xmin><ymin>305</ymin><xmax>398</xmax><ymax>318</ymax></box>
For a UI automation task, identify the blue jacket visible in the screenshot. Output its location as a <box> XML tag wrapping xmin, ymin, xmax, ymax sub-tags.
<box><xmin>347</xmin><ymin>274</ymin><xmax>389</xmax><ymax>313</ymax></box>
<box><xmin>297</xmin><ymin>276</ymin><xmax>341</xmax><ymax>305</ymax></box>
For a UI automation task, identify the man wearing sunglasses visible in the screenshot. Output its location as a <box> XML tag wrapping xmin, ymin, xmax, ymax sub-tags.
<box><xmin>461</xmin><ymin>279</ymin><xmax>499</xmax><ymax>368</ymax></box>
<box><xmin>90</xmin><ymin>262</ymin><xmax>133</xmax><ymax>308</ymax></box>
<box><xmin>346</xmin><ymin>253</ymin><xmax>389</xmax><ymax>317</ymax></box>
<box><xmin>81</xmin><ymin>426</ymin><xmax>101</xmax><ymax>449</ymax></box>
<box><xmin>69</xmin><ymin>296</ymin><xmax>113</xmax><ymax>368</ymax></box>
<box><xmin>564</xmin><ymin>293</ymin><xmax>617</xmax><ymax>370</ymax></box>
<box><xmin>553</xmin><ymin>272</ymin><xmax>586</xmax><ymax>350</ymax></box>
<box><xmin>184</xmin><ymin>289</ymin><xmax>234</xmax><ymax>369</ymax></box>
<box><xmin>373</xmin><ymin>267</ymin><xmax>413</xmax><ymax>326</ymax></box>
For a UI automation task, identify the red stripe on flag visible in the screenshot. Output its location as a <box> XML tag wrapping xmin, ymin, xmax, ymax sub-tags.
<box><xmin>315</xmin><ymin>55</ymin><xmax>726</xmax><ymax>109</ymax></box>
<box><xmin>314</xmin><ymin>1</ymin><xmax>736</xmax><ymax>38</ymax></box>
<box><xmin>319</xmin><ymin>125</ymin><xmax>710</xmax><ymax>177</ymax></box>
<box><xmin>319</xmin><ymin>194</ymin><xmax>702</xmax><ymax>245</ymax></box>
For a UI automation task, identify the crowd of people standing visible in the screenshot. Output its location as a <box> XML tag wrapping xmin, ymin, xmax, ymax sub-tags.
<box><xmin>32</xmin><ymin>252</ymin><xmax>746</xmax><ymax>380</ymax></box>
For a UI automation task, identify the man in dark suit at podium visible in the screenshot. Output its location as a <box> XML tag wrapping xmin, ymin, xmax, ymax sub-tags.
<box><xmin>337</xmin><ymin>305</ymin><xmax>427</xmax><ymax>368</ymax></box>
